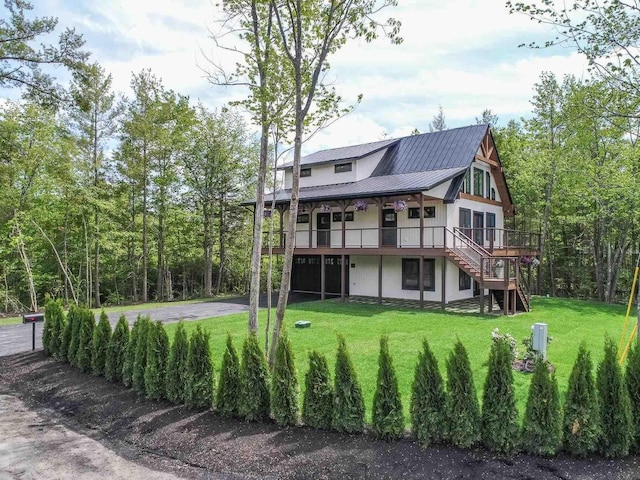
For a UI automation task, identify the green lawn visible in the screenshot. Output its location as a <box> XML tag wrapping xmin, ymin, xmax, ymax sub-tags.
<box><xmin>164</xmin><ymin>296</ymin><xmax>636</xmax><ymax>423</ymax></box>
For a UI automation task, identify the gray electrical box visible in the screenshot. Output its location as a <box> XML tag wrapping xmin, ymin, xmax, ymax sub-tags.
<box><xmin>532</xmin><ymin>323</ymin><xmax>548</xmax><ymax>360</ymax></box>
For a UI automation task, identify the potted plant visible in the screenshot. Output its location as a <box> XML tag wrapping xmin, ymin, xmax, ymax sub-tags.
<box><xmin>354</xmin><ymin>200</ymin><xmax>368</xmax><ymax>212</ymax></box>
<box><xmin>393</xmin><ymin>200</ymin><xmax>406</xmax><ymax>212</ymax></box>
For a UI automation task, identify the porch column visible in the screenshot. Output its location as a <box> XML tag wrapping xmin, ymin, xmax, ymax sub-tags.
<box><xmin>480</xmin><ymin>286</ymin><xmax>485</xmax><ymax>314</ymax></box>
<box><xmin>308</xmin><ymin>206</ymin><xmax>315</xmax><ymax>249</ymax></box>
<box><xmin>377</xmin><ymin>200</ymin><xmax>383</xmax><ymax>248</ymax></box>
<box><xmin>341</xmin><ymin>202</ymin><xmax>346</xmax><ymax>249</ymax></box>
<box><xmin>340</xmin><ymin>254</ymin><xmax>346</xmax><ymax>302</ymax></box>
<box><xmin>419</xmin><ymin>194</ymin><xmax>424</xmax><ymax>248</ymax></box>
<box><xmin>378</xmin><ymin>255</ymin><xmax>383</xmax><ymax>304</ymax></box>
<box><xmin>419</xmin><ymin>255</ymin><xmax>424</xmax><ymax>309</ymax></box>
<box><xmin>503</xmin><ymin>289</ymin><xmax>508</xmax><ymax>315</ymax></box>
<box><xmin>321</xmin><ymin>254</ymin><xmax>326</xmax><ymax>300</ymax></box>
<box><xmin>441</xmin><ymin>257</ymin><xmax>446</xmax><ymax>310</ymax></box>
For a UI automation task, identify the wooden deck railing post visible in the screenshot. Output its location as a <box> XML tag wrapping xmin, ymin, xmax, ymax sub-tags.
<box><xmin>419</xmin><ymin>255</ymin><xmax>424</xmax><ymax>309</ymax></box>
<box><xmin>321</xmin><ymin>254</ymin><xmax>325</xmax><ymax>300</ymax></box>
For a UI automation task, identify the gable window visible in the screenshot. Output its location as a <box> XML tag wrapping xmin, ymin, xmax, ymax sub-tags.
<box><xmin>334</xmin><ymin>162</ymin><xmax>352</xmax><ymax>173</ymax></box>
<box><xmin>332</xmin><ymin>211</ymin><xmax>354</xmax><ymax>222</ymax></box>
<box><xmin>491</xmin><ymin>188</ymin><xmax>496</xmax><ymax>201</ymax></box>
<box><xmin>296</xmin><ymin>213</ymin><xmax>309</xmax><ymax>224</ymax></box>
<box><xmin>461</xmin><ymin>170</ymin><xmax>471</xmax><ymax>194</ymax></box>
<box><xmin>402</xmin><ymin>258</ymin><xmax>435</xmax><ymax>291</ymax></box>
<box><xmin>486</xmin><ymin>212</ymin><xmax>496</xmax><ymax>241</ymax></box>
<box><xmin>301</xmin><ymin>168</ymin><xmax>311</xmax><ymax>177</ymax></box>
<box><xmin>459</xmin><ymin>269</ymin><xmax>471</xmax><ymax>290</ymax></box>
<box><xmin>473</xmin><ymin>167</ymin><xmax>484</xmax><ymax>197</ymax></box>
<box><xmin>408</xmin><ymin>206</ymin><xmax>436</xmax><ymax>219</ymax></box>
<box><xmin>485</xmin><ymin>171</ymin><xmax>491</xmax><ymax>198</ymax></box>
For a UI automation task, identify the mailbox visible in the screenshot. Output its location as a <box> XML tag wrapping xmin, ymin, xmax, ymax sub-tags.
<box><xmin>23</xmin><ymin>313</ymin><xmax>45</xmax><ymax>324</ymax></box>
<box><xmin>532</xmin><ymin>323</ymin><xmax>548</xmax><ymax>360</ymax></box>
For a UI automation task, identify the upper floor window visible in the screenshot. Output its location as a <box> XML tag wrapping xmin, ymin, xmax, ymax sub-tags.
<box><xmin>334</xmin><ymin>162</ymin><xmax>352</xmax><ymax>173</ymax></box>
<box><xmin>473</xmin><ymin>167</ymin><xmax>484</xmax><ymax>197</ymax></box>
<box><xmin>461</xmin><ymin>170</ymin><xmax>471</xmax><ymax>194</ymax></box>
<box><xmin>491</xmin><ymin>188</ymin><xmax>496</xmax><ymax>201</ymax></box>
<box><xmin>301</xmin><ymin>168</ymin><xmax>311</xmax><ymax>177</ymax></box>
<box><xmin>408</xmin><ymin>206</ymin><xmax>436</xmax><ymax>218</ymax></box>
<box><xmin>485</xmin><ymin>171</ymin><xmax>491</xmax><ymax>198</ymax></box>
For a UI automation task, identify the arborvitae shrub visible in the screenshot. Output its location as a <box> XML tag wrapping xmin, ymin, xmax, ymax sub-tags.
<box><xmin>481</xmin><ymin>337</ymin><xmax>519</xmax><ymax>455</ymax></box>
<box><xmin>271</xmin><ymin>331</ymin><xmax>299</xmax><ymax>426</ymax></box>
<box><xmin>60</xmin><ymin>305</ymin><xmax>78</xmax><ymax>362</ymax></box>
<box><xmin>562</xmin><ymin>343</ymin><xmax>600</xmax><ymax>456</ymax></box>
<box><xmin>92</xmin><ymin>310</ymin><xmax>112</xmax><ymax>376</ymax></box>
<box><xmin>372</xmin><ymin>335</ymin><xmax>404</xmax><ymax>440</ymax></box>
<box><xmin>132</xmin><ymin>316</ymin><xmax>152</xmax><ymax>394</ymax></box>
<box><xmin>215</xmin><ymin>333</ymin><xmax>241</xmax><ymax>416</ymax></box>
<box><xmin>521</xmin><ymin>359</ymin><xmax>562</xmax><ymax>456</ymax></box>
<box><xmin>240</xmin><ymin>332</ymin><xmax>270</xmax><ymax>421</ymax></box>
<box><xmin>105</xmin><ymin>315</ymin><xmax>129</xmax><ymax>383</ymax></box>
<box><xmin>597</xmin><ymin>336</ymin><xmax>632</xmax><ymax>457</ymax></box>
<box><xmin>145</xmin><ymin>321</ymin><xmax>170</xmax><ymax>400</ymax></box>
<box><xmin>122</xmin><ymin>316</ymin><xmax>141</xmax><ymax>388</ymax></box>
<box><xmin>626</xmin><ymin>342</ymin><xmax>640</xmax><ymax>451</ymax></box>
<box><xmin>44</xmin><ymin>298</ymin><xmax>64</xmax><ymax>357</ymax></box>
<box><xmin>444</xmin><ymin>340</ymin><xmax>480</xmax><ymax>448</ymax></box>
<box><xmin>185</xmin><ymin>325</ymin><xmax>215</xmax><ymax>409</ymax></box>
<box><xmin>67</xmin><ymin>305</ymin><xmax>83</xmax><ymax>365</ymax></box>
<box><xmin>410</xmin><ymin>339</ymin><xmax>446</xmax><ymax>447</ymax></box>
<box><xmin>75</xmin><ymin>308</ymin><xmax>96</xmax><ymax>373</ymax></box>
<box><xmin>332</xmin><ymin>335</ymin><xmax>365</xmax><ymax>434</ymax></box>
<box><xmin>166</xmin><ymin>320</ymin><xmax>190</xmax><ymax>404</ymax></box>
<box><xmin>302</xmin><ymin>350</ymin><xmax>333</xmax><ymax>430</ymax></box>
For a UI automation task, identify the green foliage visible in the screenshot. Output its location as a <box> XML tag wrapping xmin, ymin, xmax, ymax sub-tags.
<box><xmin>372</xmin><ymin>336</ymin><xmax>404</xmax><ymax>440</ymax></box>
<box><xmin>240</xmin><ymin>332</ymin><xmax>270</xmax><ymax>421</ymax></box>
<box><xmin>597</xmin><ymin>337</ymin><xmax>632</xmax><ymax>457</ymax></box>
<box><xmin>105</xmin><ymin>315</ymin><xmax>129</xmax><ymax>383</ymax></box>
<box><xmin>185</xmin><ymin>325</ymin><xmax>215</xmax><ymax>409</ymax></box>
<box><xmin>75</xmin><ymin>308</ymin><xmax>95</xmax><ymax>373</ymax></box>
<box><xmin>132</xmin><ymin>315</ymin><xmax>152</xmax><ymax>394</ymax></box>
<box><xmin>521</xmin><ymin>360</ymin><xmax>562</xmax><ymax>456</ymax></box>
<box><xmin>562</xmin><ymin>343</ymin><xmax>600</xmax><ymax>456</ymax></box>
<box><xmin>91</xmin><ymin>310</ymin><xmax>111</xmax><ymax>376</ymax></box>
<box><xmin>144</xmin><ymin>321</ymin><xmax>169</xmax><ymax>400</ymax></box>
<box><xmin>44</xmin><ymin>298</ymin><xmax>65</xmax><ymax>358</ymax></box>
<box><xmin>271</xmin><ymin>331</ymin><xmax>299</xmax><ymax>426</ymax></box>
<box><xmin>216</xmin><ymin>333</ymin><xmax>241</xmax><ymax>417</ymax></box>
<box><xmin>67</xmin><ymin>305</ymin><xmax>83</xmax><ymax>365</ymax></box>
<box><xmin>302</xmin><ymin>350</ymin><xmax>333</xmax><ymax>430</ymax></box>
<box><xmin>626</xmin><ymin>341</ymin><xmax>640</xmax><ymax>451</ymax></box>
<box><xmin>444</xmin><ymin>340</ymin><xmax>480</xmax><ymax>448</ymax></box>
<box><xmin>332</xmin><ymin>335</ymin><xmax>365</xmax><ymax>434</ymax></box>
<box><xmin>481</xmin><ymin>337</ymin><xmax>519</xmax><ymax>455</ymax></box>
<box><xmin>410</xmin><ymin>339</ymin><xmax>446</xmax><ymax>447</ymax></box>
<box><xmin>122</xmin><ymin>316</ymin><xmax>141</xmax><ymax>388</ymax></box>
<box><xmin>166</xmin><ymin>320</ymin><xmax>190</xmax><ymax>404</ymax></box>
<box><xmin>59</xmin><ymin>304</ymin><xmax>77</xmax><ymax>362</ymax></box>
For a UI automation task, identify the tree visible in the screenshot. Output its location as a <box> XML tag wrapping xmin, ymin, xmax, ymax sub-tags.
<box><xmin>444</xmin><ymin>340</ymin><xmax>480</xmax><ymax>448</ymax></box>
<box><xmin>43</xmin><ymin>298</ymin><xmax>64</xmax><ymax>357</ymax></box>
<box><xmin>475</xmin><ymin>109</ymin><xmax>499</xmax><ymax>127</ymax></box>
<box><xmin>372</xmin><ymin>336</ymin><xmax>404</xmax><ymax>441</ymax></box>
<box><xmin>66</xmin><ymin>305</ymin><xmax>83</xmax><ymax>363</ymax></box>
<box><xmin>91</xmin><ymin>309</ymin><xmax>111</xmax><ymax>376</ymax></box>
<box><xmin>240</xmin><ymin>332</ymin><xmax>270</xmax><ymax>421</ymax></box>
<box><xmin>60</xmin><ymin>305</ymin><xmax>78</xmax><ymax>361</ymax></box>
<box><xmin>145</xmin><ymin>321</ymin><xmax>169</xmax><ymax>400</ymax></box>
<box><xmin>186</xmin><ymin>325</ymin><xmax>215</xmax><ymax>409</ymax></box>
<box><xmin>271</xmin><ymin>331</ymin><xmax>299</xmax><ymax>426</ymax></box>
<box><xmin>521</xmin><ymin>360</ymin><xmax>562</xmax><ymax>456</ymax></box>
<box><xmin>302</xmin><ymin>350</ymin><xmax>333</xmax><ymax>430</ymax></box>
<box><xmin>132</xmin><ymin>315</ymin><xmax>151</xmax><ymax>394</ymax></box>
<box><xmin>481</xmin><ymin>337</ymin><xmax>519</xmax><ymax>455</ymax></box>
<box><xmin>122</xmin><ymin>316</ymin><xmax>141</xmax><ymax>388</ymax></box>
<box><xmin>429</xmin><ymin>105</ymin><xmax>447</xmax><ymax>132</ymax></box>
<box><xmin>105</xmin><ymin>315</ymin><xmax>129</xmax><ymax>383</ymax></box>
<box><xmin>216</xmin><ymin>333</ymin><xmax>241</xmax><ymax>417</ymax></box>
<box><xmin>410</xmin><ymin>339</ymin><xmax>446</xmax><ymax>447</ymax></box>
<box><xmin>332</xmin><ymin>335</ymin><xmax>365</xmax><ymax>433</ymax></box>
<box><xmin>75</xmin><ymin>308</ymin><xmax>95</xmax><ymax>372</ymax></box>
<box><xmin>627</xmin><ymin>341</ymin><xmax>640</xmax><ymax>451</ymax></box>
<box><xmin>563</xmin><ymin>343</ymin><xmax>600</xmax><ymax>456</ymax></box>
<box><xmin>597</xmin><ymin>336</ymin><xmax>632</xmax><ymax>457</ymax></box>
<box><xmin>166</xmin><ymin>320</ymin><xmax>189</xmax><ymax>404</ymax></box>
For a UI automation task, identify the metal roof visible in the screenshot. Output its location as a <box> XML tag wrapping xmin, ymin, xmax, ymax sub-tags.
<box><xmin>279</xmin><ymin>138</ymin><xmax>398</xmax><ymax>169</ymax></box>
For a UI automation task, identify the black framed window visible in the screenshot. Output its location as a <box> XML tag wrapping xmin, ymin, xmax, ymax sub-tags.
<box><xmin>334</xmin><ymin>162</ymin><xmax>352</xmax><ymax>173</ymax></box>
<box><xmin>402</xmin><ymin>258</ymin><xmax>435</xmax><ymax>291</ymax></box>
<box><xmin>485</xmin><ymin>171</ymin><xmax>491</xmax><ymax>198</ymax></box>
<box><xmin>491</xmin><ymin>188</ymin><xmax>496</xmax><ymax>201</ymax></box>
<box><xmin>473</xmin><ymin>167</ymin><xmax>484</xmax><ymax>197</ymax></box>
<box><xmin>332</xmin><ymin>211</ymin><xmax>354</xmax><ymax>222</ymax></box>
<box><xmin>408</xmin><ymin>206</ymin><xmax>436</xmax><ymax>219</ymax></box>
<box><xmin>296</xmin><ymin>213</ymin><xmax>309</xmax><ymax>223</ymax></box>
<box><xmin>301</xmin><ymin>168</ymin><xmax>311</xmax><ymax>177</ymax></box>
<box><xmin>459</xmin><ymin>269</ymin><xmax>471</xmax><ymax>290</ymax></box>
<box><xmin>462</xmin><ymin>169</ymin><xmax>471</xmax><ymax>194</ymax></box>
<box><xmin>486</xmin><ymin>212</ymin><xmax>496</xmax><ymax>241</ymax></box>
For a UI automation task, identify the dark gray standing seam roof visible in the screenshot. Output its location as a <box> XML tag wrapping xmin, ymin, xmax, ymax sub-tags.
<box><xmin>279</xmin><ymin>138</ymin><xmax>398</xmax><ymax>169</ymax></box>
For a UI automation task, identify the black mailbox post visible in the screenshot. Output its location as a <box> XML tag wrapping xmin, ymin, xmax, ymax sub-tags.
<box><xmin>23</xmin><ymin>313</ymin><xmax>44</xmax><ymax>351</ymax></box>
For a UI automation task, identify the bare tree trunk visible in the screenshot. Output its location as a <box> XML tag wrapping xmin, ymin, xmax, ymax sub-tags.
<box><xmin>157</xmin><ymin>191</ymin><xmax>165</xmax><ymax>301</ymax></box>
<box><xmin>130</xmin><ymin>183</ymin><xmax>138</xmax><ymax>302</ymax></box>
<box><xmin>203</xmin><ymin>204</ymin><xmax>214</xmax><ymax>297</ymax></box>
<box><xmin>13</xmin><ymin>220</ymin><xmax>37</xmax><ymax>312</ymax></box>
<box><xmin>215</xmin><ymin>196</ymin><xmax>226</xmax><ymax>296</ymax></box>
<box><xmin>3</xmin><ymin>264</ymin><xmax>10</xmax><ymax>314</ymax></box>
<box><xmin>264</xmin><ymin>135</ymin><xmax>279</xmax><ymax>353</ymax></box>
<box><xmin>93</xmin><ymin>108</ymin><xmax>101</xmax><ymax>308</ymax></box>
<box><xmin>83</xmin><ymin>216</ymin><xmax>91</xmax><ymax>306</ymax></box>
<box><xmin>142</xmin><ymin>144</ymin><xmax>149</xmax><ymax>303</ymax></box>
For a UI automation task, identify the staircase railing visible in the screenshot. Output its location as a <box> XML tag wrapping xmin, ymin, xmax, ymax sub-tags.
<box><xmin>445</xmin><ymin>227</ymin><xmax>489</xmax><ymax>272</ymax></box>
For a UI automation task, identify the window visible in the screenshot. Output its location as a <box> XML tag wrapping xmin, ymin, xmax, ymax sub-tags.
<box><xmin>402</xmin><ymin>258</ymin><xmax>435</xmax><ymax>291</ymax></box>
<box><xmin>408</xmin><ymin>206</ymin><xmax>436</xmax><ymax>219</ymax></box>
<box><xmin>473</xmin><ymin>167</ymin><xmax>484</xmax><ymax>197</ymax></box>
<box><xmin>296</xmin><ymin>213</ymin><xmax>309</xmax><ymax>223</ymax></box>
<box><xmin>485</xmin><ymin>171</ymin><xmax>491</xmax><ymax>198</ymax></box>
<box><xmin>462</xmin><ymin>170</ymin><xmax>471</xmax><ymax>194</ymax></box>
<box><xmin>491</xmin><ymin>188</ymin><xmax>496</xmax><ymax>201</ymax></box>
<box><xmin>301</xmin><ymin>168</ymin><xmax>311</xmax><ymax>177</ymax></box>
<box><xmin>486</xmin><ymin>212</ymin><xmax>496</xmax><ymax>241</ymax></box>
<box><xmin>334</xmin><ymin>162</ymin><xmax>352</xmax><ymax>173</ymax></box>
<box><xmin>459</xmin><ymin>269</ymin><xmax>471</xmax><ymax>290</ymax></box>
<box><xmin>332</xmin><ymin>211</ymin><xmax>354</xmax><ymax>222</ymax></box>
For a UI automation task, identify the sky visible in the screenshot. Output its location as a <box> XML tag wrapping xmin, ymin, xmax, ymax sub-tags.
<box><xmin>16</xmin><ymin>0</ymin><xmax>591</xmax><ymax>155</ymax></box>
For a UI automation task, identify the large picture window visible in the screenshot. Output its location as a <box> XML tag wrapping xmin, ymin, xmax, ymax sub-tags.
<box><xmin>402</xmin><ymin>258</ymin><xmax>435</xmax><ymax>291</ymax></box>
<box><xmin>459</xmin><ymin>269</ymin><xmax>471</xmax><ymax>290</ymax></box>
<box><xmin>485</xmin><ymin>171</ymin><xmax>491</xmax><ymax>198</ymax></box>
<box><xmin>486</xmin><ymin>212</ymin><xmax>496</xmax><ymax>241</ymax></box>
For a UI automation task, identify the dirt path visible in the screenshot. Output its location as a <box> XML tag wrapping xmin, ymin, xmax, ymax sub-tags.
<box><xmin>1</xmin><ymin>351</ymin><xmax>640</xmax><ymax>480</ymax></box>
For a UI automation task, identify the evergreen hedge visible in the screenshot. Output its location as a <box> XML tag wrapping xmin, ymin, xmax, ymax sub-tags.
<box><xmin>562</xmin><ymin>343</ymin><xmax>600</xmax><ymax>456</ymax></box>
<box><xmin>410</xmin><ymin>339</ymin><xmax>446</xmax><ymax>447</ymax></box>
<box><xmin>444</xmin><ymin>340</ymin><xmax>480</xmax><ymax>448</ymax></box>
<box><xmin>271</xmin><ymin>331</ymin><xmax>299</xmax><ymax>426</ymax></box>
<box><xmin>132</xmin><ymin>315</ymin><xmax>152</xmax><ymax>394</ymax></box>
<box><xmin>44</xmin><ymin>298</ymin><xmax>64</xmax><ymax>357</ymax></box>
<box><xmin>372</xmin><ymin>335</ymin><xmax>404</xmax><ymax>441</ymax></box>
<box><xmin>67</xmin><ymin>305</ymin><xmax>83</xmax><ymax>365</ymax></box>
<box><xmin>481</xmin><ymin>337</ymin><xmax>519</xmax><ymax>455</ymax></box>
<box><xmin>92</xmin><ymin>310</ymin><xmax>112</xmax><ymax>376</ymax></box>
<box><xmin>186</xmin><ymin>325</ymin><xmax>215</xmax><ymax>409</ymax></box>
<box><xmin>105</xmin><ymin>315</ymin><xmax>129</xmax><ymax>383</ymax></box>
<box><xmin>597</xmin><ymin>337</ymin><xmax>632</xmax><ymax>457</ymax></box>
<box><xmin>626</xmin><ymin>341</ymin><xmax>640</xmax><ymax>451</ymax></box>
<box><xmin>521</xmin><ymin>359</ymin><xmax>562</xmax><ymax>455</ymax></box>
<box><xmin>145</xmin><ymin>321</ymin><xmax>170</xmax><ymax>400</ymax></box>
<box><xmin>302</xmin><ymin>350</ymin><xmax>333</xmax><ymax>430</ymax></box>
<box><xmin>122</xmin><ymin>316</ymin><xmax>141</xmax><ymax>388</ymax></box>
<box><xmin>60</xmin><ymin>305</ymin><xmax>78</xmax><ymax>362</ymax></box>
<box><xmin>332</xmin><ymin>335</ymin><xmax>365</xmax><ymax>434</ymax></box>
<box><xmin>240</xmin><ymin>332</ymin><xmax>270</xmax><ymax>421</ymax></box>
<box><xmin>216</xmin><ymin>333</ymin><xmax>241</xmax><ymax>417</ymax></box>
<box><xmin>75</xmin><ymin>308</ymin><xmax>95</xmax><ymax>373</ymax></box>
<box><xmin>166</xmin><ymin>320</ymin><xmax>190</xmax><ymax>405</ymax></box>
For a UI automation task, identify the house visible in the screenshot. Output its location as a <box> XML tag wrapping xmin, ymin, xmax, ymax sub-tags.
<box><xmin>257</xmin><ymin>124</ymin><xmax>540</xmax><ymax>314</ymax></box>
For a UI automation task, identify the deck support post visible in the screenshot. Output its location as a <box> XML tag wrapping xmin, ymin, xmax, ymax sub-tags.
<box><xmin>503</xmin><ymin>288</ymin><xmax>508</xmax><ymax>315</ymax></box>
<box><xmin>419</xmin><ymin>255</ymin><xmax>424</xmax><ymax>309</ymax></box>
<box><xmin>419</xmin><ymin>194</ymin><xmax>424</xmax><ymax>248</ymax></box>
<box><xmin>378</xmin><ymin>255</ymin><xmax>383</xmax><ymax>305</ymax></box>
<box><xmin>340</xmin><ymin>254</ymin><xmax>346</xmax><ymax>302</ymax></box>
<box><xmin>341</xmin><ymin>203</ymin><xmax>346</xmax><ymax>249</ymax></box>
<box><xmin>441</xmin><ymin>257</ymin><xmax>446</xmax><ymax>310</ymax></box>
<box><xmin>480</xmin><ymin>286</ymin><xmax>485</xmax><ymax>314</ymax></box>
<box><xmin>308</xmin><ymin>205</ymin><xmax>315</xmax><ymax>249</ymax></box>
<box><xmin>488</xmin><ymin>291</ymin><xmax>493</xmax><ymax>313</ymax></box>
<box><xmin>321</xmin><ymin>254</ymin><xmax>325</xmax><ymax>300</ymax></box>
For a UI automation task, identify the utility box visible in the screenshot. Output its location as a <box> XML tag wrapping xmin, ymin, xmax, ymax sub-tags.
<box><xmin>294</xmin><ymin>320</ymin><xmax>311</xmax><ymax>329</ymax></box>
<box><xmin>532</xmin><ymin>323</ymin><xmax>548</xmax><ymax>360</ymax></box>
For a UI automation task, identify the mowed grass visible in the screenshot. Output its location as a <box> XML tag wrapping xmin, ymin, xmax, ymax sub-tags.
<box><xmin>164</xmin><ymin>296</ymin><xmax>635</xmax><ymax>423</ymax></box>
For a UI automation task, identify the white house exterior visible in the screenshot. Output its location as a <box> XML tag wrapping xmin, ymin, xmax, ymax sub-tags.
<box><xmin>258</xmin><ymin>125</ymin><xmax>540</xmax><ymax>314</ymax></box>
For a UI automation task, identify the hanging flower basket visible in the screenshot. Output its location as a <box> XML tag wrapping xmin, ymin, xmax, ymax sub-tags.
<box><xmin>263</xmin><ymin>209</ymin><xmax>273</xmax><ymax>218</ymax></box>
<box><xmin>354</xmin><ymin>200</ymin><xmax>368</xmax><ymax>212</ymax></box>
<box><xmin>393</xmin><ymin>200</ymin><xmax>407</xmax><ymax>212</ymax></box>
<box><xmin>520</xmin><ymin>256</ymin><xmax>532</xmax><ymax>265</ymax></box>
<box><xmin>319</xmin><ymin>204</ymin><xmax>332</xmax><ymax>213</ymax></box>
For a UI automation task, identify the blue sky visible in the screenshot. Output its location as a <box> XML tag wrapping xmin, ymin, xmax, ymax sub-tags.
<box><xmin>14</xmin><ymin>0</ymin><xmax>590</xmax><ymax>154</ymax></box>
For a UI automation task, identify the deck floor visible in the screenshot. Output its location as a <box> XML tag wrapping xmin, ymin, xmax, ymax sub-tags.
<box><xmin>345</xmin><ymin>295</ymin><xmax>503</xmax><ymax>314</ymax></box>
